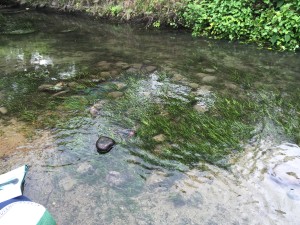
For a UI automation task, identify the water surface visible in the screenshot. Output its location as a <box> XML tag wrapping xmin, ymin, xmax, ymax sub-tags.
<box><xmin>0</xmin><ymin>9</ymin><xmax>300</xmax><ymax>225</ymax></box>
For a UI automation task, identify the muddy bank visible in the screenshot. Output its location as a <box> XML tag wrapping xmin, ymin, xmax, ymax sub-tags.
<box><xmin>1</xmin><ymin>0</ymin><xmax>183</xmax><ymax>27</ymax></box>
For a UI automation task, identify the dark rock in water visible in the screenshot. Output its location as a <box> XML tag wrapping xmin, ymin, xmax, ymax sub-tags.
<box><xmin>96</xmin><ymin>136</ymin><xmax>116</xmax><ymax>153</ymax></box>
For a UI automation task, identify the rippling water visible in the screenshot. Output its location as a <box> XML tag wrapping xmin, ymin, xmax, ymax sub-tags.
<box><xmin>0</xmin><ymin>9</ymin><xmax>300</xmax><ymax>225</ymax></box>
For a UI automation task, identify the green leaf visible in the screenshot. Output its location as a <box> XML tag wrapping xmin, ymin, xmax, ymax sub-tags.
<box><xmin>277</xmin><ymin>0</ymin><xmax>284</xmax><ymax>8</ymax></box>
<box><xmin>285</xmin><ymin>34</ymin><xmax>291</xmax><ymax>42</ymax></box>
<box><xmin>270</xmin><ymin>35</ymin><xmax>278</xmax><ymax>45</ymax></box>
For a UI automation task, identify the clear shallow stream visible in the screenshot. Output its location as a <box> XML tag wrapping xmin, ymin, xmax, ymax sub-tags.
<box><xmin>0</xmin><ymin>9</ymin><xmax>300</xmax><ymax>225</ymax></box>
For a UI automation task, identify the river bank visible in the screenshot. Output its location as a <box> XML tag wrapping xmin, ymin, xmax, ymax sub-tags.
<box><xmin>1</xmin><ymin>0</ymin><xmax>299</xmax><ymax>51</ymax></box>
<box><xmin>0</xmin><ymin>0</ymin><xmax>184</xmax><ymax>26</ymax></box>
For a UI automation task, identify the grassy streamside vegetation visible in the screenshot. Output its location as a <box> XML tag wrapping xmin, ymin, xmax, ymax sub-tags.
<box><xmin>4</xmin><ymin>0</ymin><xmax>300</xmax><ymax>51</ymax></box>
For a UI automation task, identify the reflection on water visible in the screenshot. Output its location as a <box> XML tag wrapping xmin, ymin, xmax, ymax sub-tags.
<box><xmin>0</xmin><ymin>10</ymin><xmax>300</xmax><ymax>225</ymax></box>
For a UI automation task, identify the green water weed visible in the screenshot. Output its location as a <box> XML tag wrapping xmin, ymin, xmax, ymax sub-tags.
<box><xmin>106</xmin><ymin>76</ymin><xmax>257</xmax><ymax>168</ymax></box>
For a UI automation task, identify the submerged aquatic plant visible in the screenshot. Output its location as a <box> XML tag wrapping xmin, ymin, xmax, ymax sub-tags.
<box><xmin>137</xmin><ymin>96</ymin><xmax>256</xmax><ymax>167</ymax></box>
<box><xmin>0</xmin><ymin>13</ymin><xmax>35</xmax><ymax>34</ymax></box>
<box><xmin>105</xmin><ymin>75</ymin><xmax>258</xmax><ymax>168</ymax></box>
<box><xmin>253</xmin><ymin>89</ymin><xmax>300</xmax><ymax>144</ymax></box>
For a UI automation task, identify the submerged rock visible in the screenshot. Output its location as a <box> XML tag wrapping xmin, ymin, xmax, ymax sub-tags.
<box><xmin>116</xmin><ymin>128</ymin><xmax>136</xmax><ymax>138</ymax></box>
<box><xmin>105</xmin><ymin>171</ymin><xmax>126</xmax><ymax>187</ymax></box>
<box><xmin>38</xmin><ymin>83</ymin><xmax>65</xmax><ymax>92</ymax></box>
<box><xmin>108</xmin><ymin>91</ymin><xmax>124</xmax><ymax>98</ymax></box>
<box><xmin>100</xmin><ymin>71</ymin><xmax>111</xmax><ymax>78</ymax></box>
<box><xmin>144</xmin><ymin>65</ymin><xmax>157</xmax><ymax>73</ymax></box>
<box><xmin>195</xmin><ymin>72</ymin><xmax>210</xmax><ymax>78</ymax></box>
<box><xmin>115</xmin><ymin>61</ymin><xmax>130</xmax><ymax>70</ymax></box>
<box><xmin>96</xmin><ymin>61</ymin><xmax>109</xmax><ymax>66</ymax></box>
<box><xmin>194</xmin><ymin>85</ymin><xmax>213</xmax><ymax>96</ymax></box>
<box><xmin>110</xmin><ymin>70</ymin><xmax>119</xmax><ymax>77</ymax></box>
<box><xmin>87</xmin><ymin>77</ymin><xmax>106</xmax><ymax>83</ymax></box>
<box><xmin>51</xmin><ymin>90</ymin><xmax>69</xmax><ymax>97</ymax></box>
<box><xmin>96</xmin><ymin>61</ymin><xmax>111</xmax><ymax>70</ymax></box>
<box><xmin>146</xmin><ymin>170</ymin><xmax>168</xmax><ymax>186</ymax></box>
<box><xmin>89</xmin><ymin>100</ymin><xmax>106</xmax><ymax>117</ymax></box>
<box><xmin>113</xmin><ymin>82</ymin><xmax>127</xmax><ymax>90</ymax></box>
<box><xmin>59</xmin><ymin>176</ymin><xmax>77</xmax><ymax>191</ymax></box>
<box><xmin>76</xmin><ymin>162</ymin><xmax>93</xmax><ymax>174</ymax></box>
<box><xmin>96</xmin><ymin>136</ymin><xmax>116</xmax><ymax>153</ymax></box>
<box><xmin>172</xmin><ymin>73</ymin><xmax>184</xmax><ymax>82</ymax></box>
<box><xmin>89</xmin><ymin>106</ymin><xmax>99</xmax><ymax>117</ymax></box>
<box><xmin>188</xmin><ymin>83</ymin><xmax>199</xmax><ymax>89</ymax></box>
<box><xmin>224</xmin><ymin>82</ymin><xmax>238</xmax><ymax>90</ymax></box>
<box><xmin>38</xmin><ymin>84</ymin><xmax>55</xmax><ymax>92</ymax></box>
<box><xmin>126</xmin><ymin>67</ymin><xmax>139</xmax><ymax>73</ymax></box>
<box><xmin>131</xmin><ymin>63</ymin><xmax>143</xmax><ymax>70</ymax></box>
<box><xmin>0</xmin><ymin>107</ymin><xmax>8</xmax><ymax>115</ymax></box>
<box><xmin>203</xmin><ymin>68</ymin><xmax>216</xmax><ymax>73</ymax></box>
<box><xmin>67</xmin><ymin>81</ymin><xmax>79</xmax><ymax>88</ymax></box>
<box><xmin>193</xmin><ymin>104</ymin><xmax>208</xmax><ymax>113</ymax></box>
<box><xmin>202</xmin><ymin>75</ymin><xmax>217</xmax><ymax>83</ymax></box>
<box><xmin>143</xmin><ymin>60</ymin><xmax>151</xmax><ymax>64</ymax></box>
<box><xmin>153</xmin><ymin>134</ymin><xmax>166</xmax><ymax>143</ymax></box>
<box><xmin>93</xmin><ymin>100</ymin><xmax>106</xmax><ymax>110</ymax></box>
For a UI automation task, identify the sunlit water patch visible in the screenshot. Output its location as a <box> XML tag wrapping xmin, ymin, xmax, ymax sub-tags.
<box><xmin>0</xmin><ymin>9</ymin><xmax>300</xmax><ymax>225</ymax></box>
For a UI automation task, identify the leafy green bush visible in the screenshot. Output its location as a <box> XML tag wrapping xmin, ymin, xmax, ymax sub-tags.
<box><xmin>181</xmin><ymin>0</ymin><xmax>300</xmax><ymax>51</ymax></box>
<box><xmin>251</xmin><ymin>4</ymin><xmax>300</xmax><ymax>50</ymax></box>
<box><xmin>182</xmin><ymin>0</ymin><xmax>254</xmax><ymax>40</ymax></box>
<box><xmin>108</xmin><ymin>5</ymin><xmax>123</xmax><ymax>16</ymax></box>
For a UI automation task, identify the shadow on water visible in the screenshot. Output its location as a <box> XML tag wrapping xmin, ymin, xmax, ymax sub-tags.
<box><xmin>0</xmin><ymin>10</ymin><xmax>300</xmax><ymax>225</ymax></box>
